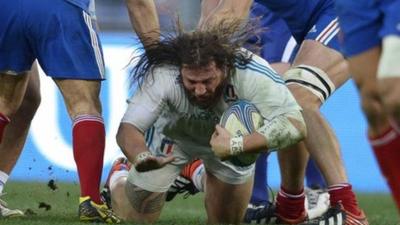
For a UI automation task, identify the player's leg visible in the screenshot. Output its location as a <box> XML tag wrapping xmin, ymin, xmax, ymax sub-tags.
<box><xmin>107</xmin><ymin>131</ymin><xmax>189</xmax><ymax>222</ymax></box>
<box><xmin>28</xmin><ymin>0</ymin><xmax>117</xmax><ymax>222</ymax></box>
<box><xmin>201</xmin><ymin>151</ymin><xmax>255</xmax><ymax>224</ymax></box>
<box><xmin>0</xmin><ymin>2</ymin><xmax>41</xmax><ymax>218</ymax></box>
<box><xmin>280</xmin><ymin>10</ymin><xmax>368</xmax><ymax>222</ymax></box>
<box><xmin>305</xmin><ymin>159</ymin><xmax>326</xmax><ymax>190</ymax></box>
<box><xmin>0</xmin><ymin>63</ymin><xmax>40</xmax><ymax>218</ymax></box>
<box><xmin>107</xmin><ymin>156</ymin><xmax>184</xmax><ymax>222</ymax></box>
<box><xmin>205</xmin><ymin>171</ymin><xmax>253</xmax><ymax>224</ymax></box>
<box><xmin>54</xmin><ymin>79</ymin><xmax>105</xmax><ymax>201</ymax></box>
<box><xmin>249</xmin><ymin>153</ymin><xmax>269</xmax><ymax>206</ymax></box>
<box><xmin>108</xmin><ymin>166</ymin><xmax>167</xmax><ymax>223</ymax></box>
<box><xmin>376</xmin><ymin>36</ymin><xmax>400</xmax><ymax>211</ymax></box>
<box><xmin>274</xmin><ymin>142</ymin><xmax>308</xmax><ymax>223</ymax></box>
<box><xmin>375</xmin><ymin>2</ymin><xmax>400</xmax><ymax>209</ymax></box>
<box><xmin>0</xmin><ymin>74</ymin><xmax>29</xmax><ymax>143</ymax></box>
<box><xmin>0</xmin><ymin>63</ymin><xmax>40</xmax><ymax>180</ymax></box>
<box><xmin>0</xmin><ymin>1</ymin><xmax>33</xmax><ymax>143</ymax></box>
<box><xmin>336</xmin><ymin>0</ymin><xmax>400</xmax><ymax>214</ymax></box>
<box><xmin>304</xmin><ymin>158</ymin><xmax>330</xmax><ymax>220</ymax></box>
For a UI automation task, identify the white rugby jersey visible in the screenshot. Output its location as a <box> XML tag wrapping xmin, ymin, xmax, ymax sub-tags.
<box><xmin>122</xmin><ymin>50</ymin><xmax>301</xmax><ymax>146</ymax></box>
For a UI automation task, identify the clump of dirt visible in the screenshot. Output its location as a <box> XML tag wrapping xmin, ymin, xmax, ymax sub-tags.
<box><xmin>38</xmin><ymin>202</ymin><xmax>51</xmax><ymax>211</ymax></box>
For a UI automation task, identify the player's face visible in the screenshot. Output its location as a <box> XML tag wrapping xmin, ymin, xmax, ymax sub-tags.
<box><xmin>181</xmin><ymin>62</ymin><xmax>226</xmax><ymax>108</ymax></box>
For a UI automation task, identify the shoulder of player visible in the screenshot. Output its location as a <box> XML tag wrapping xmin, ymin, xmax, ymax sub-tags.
<box><xmin>233</xmin><ymin>53</ymin><xmax>284</xmax><ymax>85</ymax></box>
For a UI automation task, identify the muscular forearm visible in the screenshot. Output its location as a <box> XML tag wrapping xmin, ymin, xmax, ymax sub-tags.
<box><xmin>116</xmin><ymin>122</ymin><xmax>150</xmax><ymax>163</ymax></box>
<box><xmin>254</xmin><ymin>110</ymin><xmax>306</xmax><ymax>151</ymax></box>
<box><xmin>125</xmin><ymin>0</ymin><xmax>160</xmax><ymax>47</ymax></box>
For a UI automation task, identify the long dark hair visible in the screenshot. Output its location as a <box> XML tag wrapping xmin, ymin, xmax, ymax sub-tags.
<box><xmin>129</xmin><ymin>19</ymin><xmax>259</xmax><ymax>88</ymax></box>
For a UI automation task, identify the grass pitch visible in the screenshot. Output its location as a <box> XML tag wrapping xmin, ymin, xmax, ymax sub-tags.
<box><xmin>1</xmin><ymin>182</ymin><xmax>398</xmax><ymax>225</ymax></box>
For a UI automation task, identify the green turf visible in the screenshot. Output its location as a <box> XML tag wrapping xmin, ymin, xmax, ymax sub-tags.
<box><xmin>0</xmin><ymin>182</ymin><xmax>398</xmax><ymax>225</ymax></box>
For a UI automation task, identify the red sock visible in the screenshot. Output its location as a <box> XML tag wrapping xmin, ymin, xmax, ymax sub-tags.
<box><xmin>0</xmin><ymin>113</ymin><xmax>10</xmax><ymax>143</ymax></box>
<box><xmin>328</xmin><ymin>183</ymin><xmax>362</xmax><ymax>216</ymax></box>
<box><xmin>369</xmin><ymin>123</ymin><xmax>400</xmax><ymax>211</ymax></box>
<box><xmin>275</xmin><ymin>187</ymin><xmax>306</xmax><ymax>224</ymax></box>
<box><xmin>73</xmin><ymin>115</ymin><xmax>105</xmax><ymax>204</ymax></box>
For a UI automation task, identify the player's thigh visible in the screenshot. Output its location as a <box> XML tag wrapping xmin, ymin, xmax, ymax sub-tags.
<box><xmin>293</xmin><ymin>9</ymin><xmax>349</xmax><ymax>95</ymax></box>
<box><xmin>285</xmin><ymin>8</ymin><xmax>348</xmax><ymax>107</ymax></box>
<box><xmin>205</xmin><ymin>170</ymin><xmax>253</xmax><ymax>223</ymax></box>
<box><xmin>200</xmin><ymin>151</ymin><xmax>254</xmax><ymax>222</ymax></box>
<box><xmin>286</xmin><ymin>40</ymin><xmax>349</xmax><ymax>108</ymax></box>
<box><xmin>123</xmin><ymin>164</ymin><xmax>181</xmax><ymax>222</ymax></box>
<box><xmin>53</xmin><ymin>79</ymin><xmax>102</xmax><ymax>118</ymax></box>
<box><xmin>124</xmin><ymin>181</ymin><xmax>166</xmax><ymax>222</ymax></box>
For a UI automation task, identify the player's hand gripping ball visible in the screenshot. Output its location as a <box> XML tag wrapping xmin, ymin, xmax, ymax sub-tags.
<box><xmin>219</xmin><ymin>100</ymin><xmax>264</xmax><ymax>167</ymax></box>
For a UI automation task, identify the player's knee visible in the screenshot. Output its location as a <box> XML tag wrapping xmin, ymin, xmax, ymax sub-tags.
<box><xmin>0</xmin><ymin>100</ymin><xmax>20</xmax><ymax>117</ymax></box>
<box><xmin>67</xmin><ymin>96</ymin><xmax>102</xmax><ymax>118</ymax></box>
<box><xmin>380</xmin><ymin>86</ymin><xmax>400</xmax><ymax>122</ymax></box>
<box><xmin>360</xmin><ymin>87</ymin><xmax>385</xmax><ymax>123</ymax></box>
<box><xmin>288</xmin><ymin>85</ymin><xmax>321</xmax><ymax>111</ymax></box>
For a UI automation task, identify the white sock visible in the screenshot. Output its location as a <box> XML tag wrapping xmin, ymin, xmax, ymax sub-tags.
<box><xmin>109</xmin><ymin>170</ymin><xmax>129</xmax><ymax>191</ymax></box>
<box><xmin>0</xmin><ymin>171</ymin><xmax>9</xmax><ymax>194</ymax></box>
<box><xmin>191</xmin><ymin>164</ymin><xmax>205</xmax><ymax>192</ymax></box>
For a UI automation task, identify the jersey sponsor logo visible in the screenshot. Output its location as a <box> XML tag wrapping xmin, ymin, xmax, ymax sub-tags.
<box><xmin>181</xmin><ymin>110</ymin><xmax>220</xmax><ymax>123</ymax></box>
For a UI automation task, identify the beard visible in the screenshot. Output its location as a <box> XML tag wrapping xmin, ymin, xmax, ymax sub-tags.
<box><xmin>185</xmin><ymin>79</ymin><xmax>228</xmax><ymax>109</ymax></box>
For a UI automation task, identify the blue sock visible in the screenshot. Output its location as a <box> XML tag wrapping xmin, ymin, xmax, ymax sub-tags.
<box><xmin>305</xmin><ymin>159</ymin><xmax>326</xmax><ymax>189</ymax></box>
<box><xmin>250</xmin><ymin>153</ymin><xmax>269</xmax><ymax>205</ymax></box>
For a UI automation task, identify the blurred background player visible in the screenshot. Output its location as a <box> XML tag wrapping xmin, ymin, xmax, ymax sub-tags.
<box><xmin>103</xmin><ymin>20</ymin><xmax>306</xmax><ymax>224</ymax></box>
<box><xmin>0</xmin><ymin>64</ymin><xmax>40</xmax><ymax>218</ymax></box>
<box><xmin>0</xmin><ymin>0</ymin><xmax>120</xmax><ymax>222</ymax></box>
<box><xmin>199</xmin><ymin>0</ymin><xmax>368</xmax><ymax>224</ymax></box>
<box><xmin>335</xmin><ymin>0</ymin><xmax>400</xmax><ymax>213</ymax></box>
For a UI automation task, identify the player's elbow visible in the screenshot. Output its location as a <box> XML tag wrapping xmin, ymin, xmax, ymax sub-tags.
<box><xmin>290</xmin><ymin>115</ymin><xmax>307</xmax><ymax>143</ymax></box>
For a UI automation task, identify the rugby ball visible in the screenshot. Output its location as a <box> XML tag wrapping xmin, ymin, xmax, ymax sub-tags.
<box><xmin>220</xmin><ymin>100</ymin><xmax>264</xmax><ymax>167</ymax></box>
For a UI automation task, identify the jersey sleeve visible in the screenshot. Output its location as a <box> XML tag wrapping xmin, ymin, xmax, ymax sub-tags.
<box><xmin>121</xmin><ymin>67</ymin><xmax>177</xmax><ymax>133</ymax></box>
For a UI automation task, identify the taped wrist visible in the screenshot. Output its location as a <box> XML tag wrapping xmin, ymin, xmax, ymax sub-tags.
<box><xmin>230</xmin><ymin>136</ymin><xmax>244</xmax><ymax>156</ymax></box>
<box><xmin>134</xmin><ymin>151</ymin><xmax>153</xmax><ymax>165</ymax></box>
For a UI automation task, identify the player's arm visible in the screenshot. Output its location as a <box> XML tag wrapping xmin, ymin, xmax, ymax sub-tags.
<box><xmin>198</xmin><ymin>0</ymin><xmax>253</xmax><ymax>29</ymax></box>
<box><xmin>117</xmin><ymin>122</ymin><xmax>174</xmax><ymax>172</ymax></box>
<box><xmin>116</xmin><ymin>123</ymin><xmax>150</xmax><ymax>166</ymax></box>
<box><xmin>211</xmin><ymin>111</ymin><xmax>306</xmax><ymax>159</ymax></box>
<box><xmin>125</xmin><ymin>0</ymin><xmax>160</xmax><ymax>47</ymax></box>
